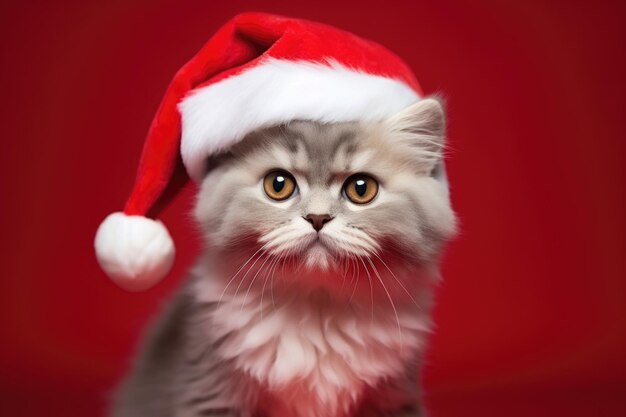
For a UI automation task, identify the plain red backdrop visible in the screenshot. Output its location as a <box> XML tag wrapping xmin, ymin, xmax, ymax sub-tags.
<box><xmin>1</xmin><ymin>1</ymin><xmax>624</xmax><ymax>416</ymax></box>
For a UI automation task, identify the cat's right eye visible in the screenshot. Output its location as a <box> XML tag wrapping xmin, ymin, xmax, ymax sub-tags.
<box><xmin>263</xmin><ymin>170</ymin><xmax>297</xmax><ymax>201</ymax></box>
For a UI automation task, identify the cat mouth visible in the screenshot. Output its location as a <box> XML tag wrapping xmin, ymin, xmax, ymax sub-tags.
<box><xmin>303</xmin><ymin>237</ymin><xmax>334</xmax><ymax>268</ymax></box>
<box><xmin>306</xmin><ymin>237</ymin><xmax>329</xmax><ymax>251</ymax></box>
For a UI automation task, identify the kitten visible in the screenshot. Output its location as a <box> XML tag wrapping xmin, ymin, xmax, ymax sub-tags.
<box><xmin>111</xmin><ymin>98</ymin><xmax>456</xmax><ymax>417</ymax></box>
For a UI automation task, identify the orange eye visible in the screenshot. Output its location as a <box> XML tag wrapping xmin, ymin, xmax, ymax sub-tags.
<box><xmin>263</xmin><ymin>170</ymin><xmax>297</xmax><ymax>201</ymax></box>
<box><xmin>343</xmin><ymin>174</ymin><xmax>378</xmax><ymax>204</ymax></box>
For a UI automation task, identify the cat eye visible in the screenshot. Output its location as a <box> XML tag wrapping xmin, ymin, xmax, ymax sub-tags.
<box><xmin>263</xmin><ymin>170</ymin><xmax>297</xmax><ymax>201</ymax></box>
<box><xmin>343</xmin><ymin>174</ymin><xmax>378</xmax><ymax>204</ymax></box>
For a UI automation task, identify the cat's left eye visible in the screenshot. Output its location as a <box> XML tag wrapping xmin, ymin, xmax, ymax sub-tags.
<box><xmin>263</xmin><ymin>170</ymin><xmax>297</xmax><ymax>201</ymax></box>
<box><xmin>343</xmin><ymin>174</ymin><xmax>379</xmax><ymax>204</ymax></box>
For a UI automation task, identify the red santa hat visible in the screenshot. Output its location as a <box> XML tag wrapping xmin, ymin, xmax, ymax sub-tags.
<box><xmin>94</xmin><ymin>12</ymin><xmax>424</xmax><ymax>291</ymax></box>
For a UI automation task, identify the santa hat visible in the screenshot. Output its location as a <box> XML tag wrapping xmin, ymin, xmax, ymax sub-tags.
<box><xmin>94</xmin><ymin>12</ymin><xmax>425</xmax><ymax>291</ymax></box>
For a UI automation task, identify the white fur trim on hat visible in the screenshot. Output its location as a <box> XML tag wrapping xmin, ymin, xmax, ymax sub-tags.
<box><xmin>179</xmin><ymin>58</ymin><xmax>420</xmax><ymax>180</ymax></box>
<box><xmin>94</xmin><ymin>212</ymin><xmax>175</xmax><ymax>291</ymax></box>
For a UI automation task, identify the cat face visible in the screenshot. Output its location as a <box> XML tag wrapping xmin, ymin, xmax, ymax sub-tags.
<box><xmin>194</xmin><ymin>99</ymin><xmax>456</xmax><ymax>295</ymax></box>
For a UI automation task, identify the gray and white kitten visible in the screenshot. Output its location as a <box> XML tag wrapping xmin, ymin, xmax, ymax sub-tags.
<box><xmin>111</xmin><ymin>98</ymin><xmax>456</xmax><ymax>417</ymax></box>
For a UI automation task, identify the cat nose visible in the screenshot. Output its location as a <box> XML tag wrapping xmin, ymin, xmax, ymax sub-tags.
<box><xmin>303</xmin><ymin>214</ymin><xmax>333</xmax><ymax>232</ymax></box>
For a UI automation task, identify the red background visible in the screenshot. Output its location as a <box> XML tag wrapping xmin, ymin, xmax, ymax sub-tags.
<box><xmin>1</xmin><ymin>1</ymin><xmax>624</xmax><ymax>416</ymax></box>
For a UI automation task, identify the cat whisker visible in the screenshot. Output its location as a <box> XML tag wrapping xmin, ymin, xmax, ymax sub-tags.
<box><xmin>366</xmin><ymin>256</ymin><xmax>403</xmax><ymax>351</ymax></box>
<box><xmin>231</xmin><ymin>247</ymin><xmax>269</xmax><ymax>307</ymax></box>
<box><xmin>218</xmin><ymin>243</ymin><xmax>269</xmax><ymax>306</ymax></box>
<box><xmin>260</xmin><ymin>272</ymin><xmax>270</xmax><ymax>318</ymax></box>
<box><xmin>346</xmin><ymin>257</ymin><xmax>360</xmax><ymax>307</ymax></box>
<box><xmin>370</xmin><ymin>251</ymin><xmax>422</xmax><ymax>311</ymax></box>
<box><xmin>281</xmin><ymin>252</ymin><xmax>290</xmax><ymax>277</ymax></box>
<box><xmin>260</xmin><ymin>254</ymin><xmax>282</xmax><ymax>317</ymax></box>
<box><xmin>270</xmin><ymin>255</ymin><xmax>283</xmax><ymax>297</ymax></box>
<box><xmin>357</xmin><ymin>254</ymin><xmax>374</xmax><ymax>324</ymax></box>
<box><xmin>322</xmin><ymin>233</ymin><xmax>378</xmax><ymax>257</ymax></box>
<box><xmin>351</xmin><ymin>257</ymin><xmax>358</xmax><ymax>287</ymax></box>
<box><xmin>338</xmin><ymin>255</ymin><xmax>348</xmax><ymax>293</ymax></box>
<box><xmin>264</xmin><ymin>233</ymin><xmax>314</xmax><ymax>258</ymax></box>
<box><xmin>223</xmin><ymin>233</ymin><xmax>259</xmax><ymax>248</ymax></box>
<box><xmin>272</xmin><ymin>256</ymin><xmax>287</xmax><ymax>309</ymax></box>
<box><xmin>260</xmin><ymin>227</ymin><xmax>311</xmax><ymax>248</ymax></box>
<box><xmin>241</xmin><ymin>252</ymin><xmax>275</xmax><ymax>312</ymax></box>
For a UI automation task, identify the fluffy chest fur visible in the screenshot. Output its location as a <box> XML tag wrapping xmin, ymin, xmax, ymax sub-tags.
<box><xmin>193</xmin><ymin>272</ymin><xmax>430</xmax><ymax>417</ymax></box>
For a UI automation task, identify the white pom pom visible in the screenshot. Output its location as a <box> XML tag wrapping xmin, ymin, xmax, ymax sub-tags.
<box><xmin>94</xmin><ymin>212</ymin><xmax>175</xmax><ymax>291</ymax></box>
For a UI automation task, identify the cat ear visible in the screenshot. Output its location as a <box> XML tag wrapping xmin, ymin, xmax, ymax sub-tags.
<box><xmin>386</xmin><ymin>97</ymin><xmax>446</xmax><ymax>174</ymax></box>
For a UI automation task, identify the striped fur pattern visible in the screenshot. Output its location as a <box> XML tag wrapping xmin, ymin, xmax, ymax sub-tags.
<box><xmin>111</xmin><ymin>99</ymin><xmax>456</xmax><ymax>417</ymax></box>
